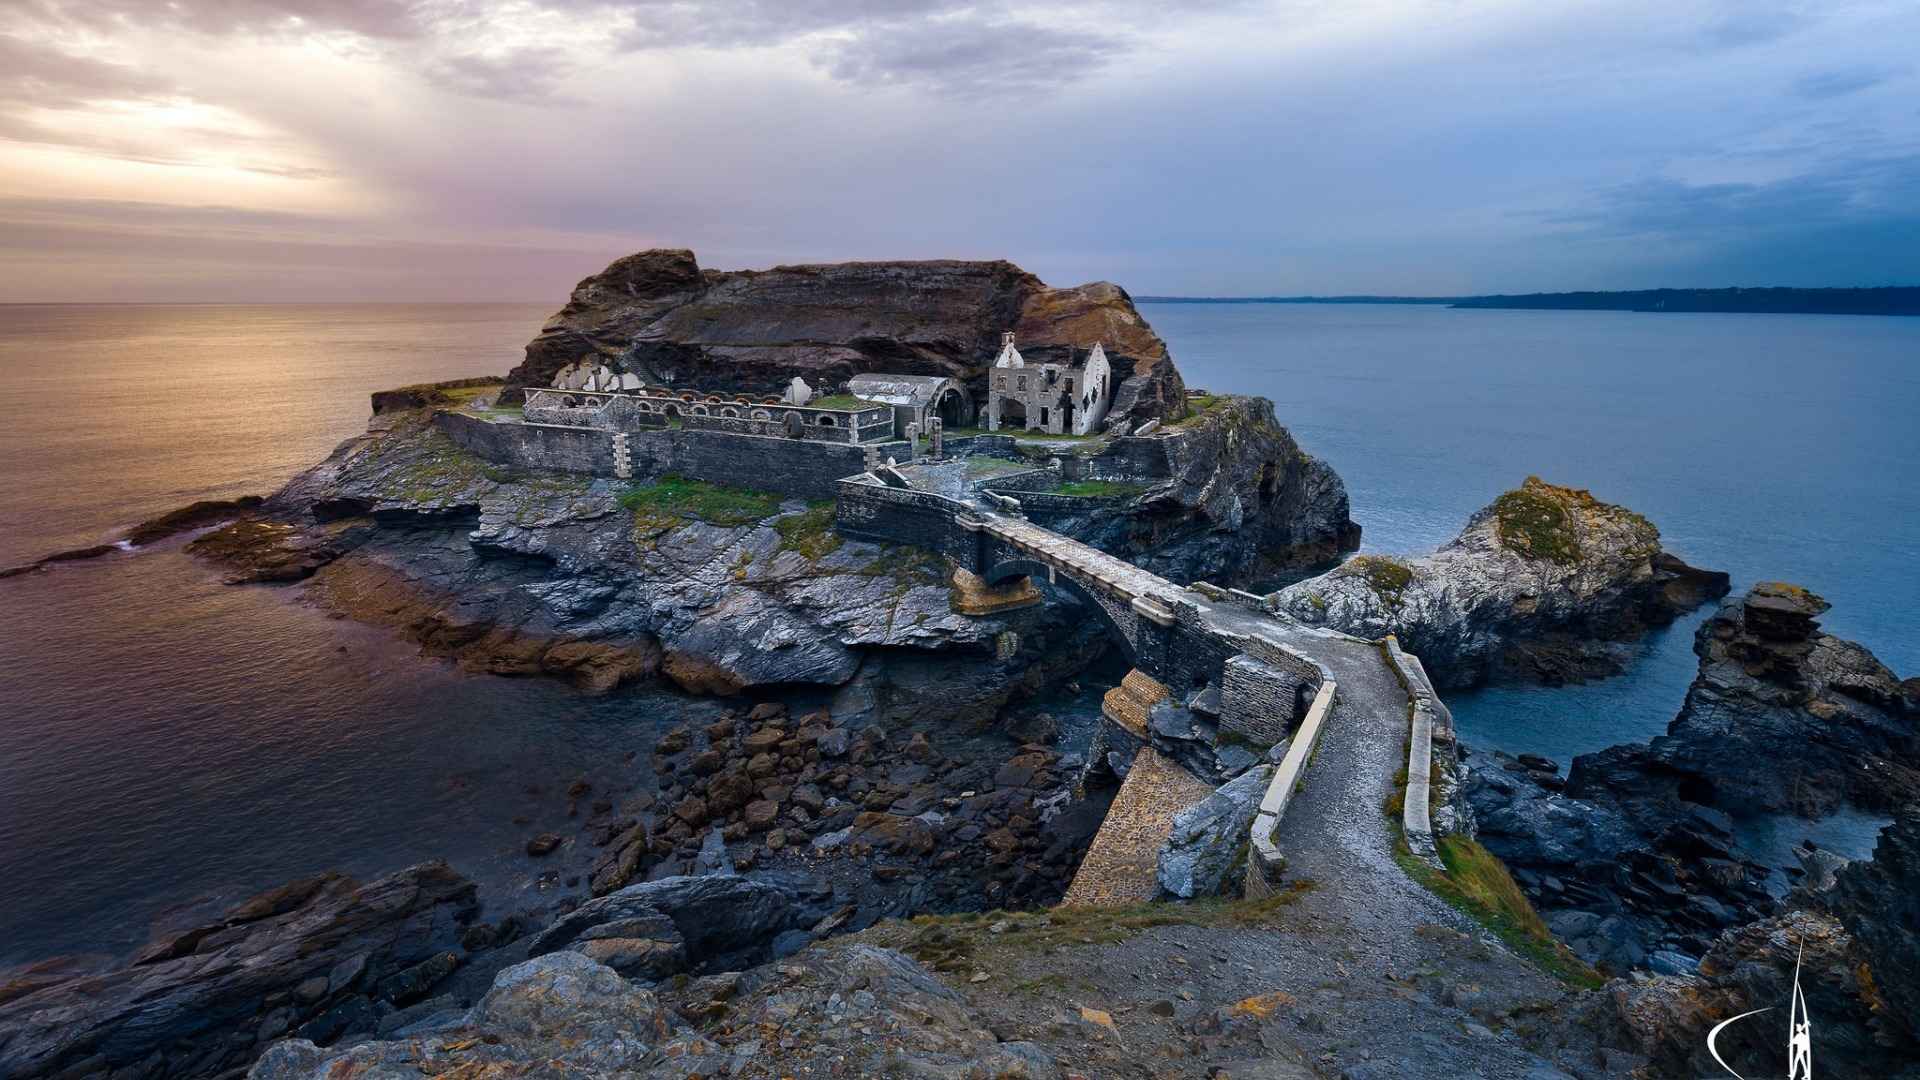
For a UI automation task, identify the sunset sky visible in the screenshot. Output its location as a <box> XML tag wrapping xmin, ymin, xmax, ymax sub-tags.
<box><xmin>2</xmin><ymin>0</ymin><xmax>1916</xmax><ymax>301</ymax></box>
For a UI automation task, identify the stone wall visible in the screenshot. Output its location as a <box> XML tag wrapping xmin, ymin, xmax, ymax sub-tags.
<box><xmin>1220</xmin><ymin>653</ymin><xmax>1308</xmax><ymax>747</ymax></box>
<box><xmin>437</xmin><ymin>412</ymin><xmax>901</xmax><ymax>500</ymax></box>
<box><xmin>436</xmin><ymin>412</ymin><xmax>618</xmax><ymax>473</ymax></box>
<box><xmin>832</xmin><ymin>479</ymin><xmax>975</xmax><ymax>562</ymax></box>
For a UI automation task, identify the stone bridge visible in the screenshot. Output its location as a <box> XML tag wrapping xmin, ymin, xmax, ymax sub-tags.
<box><xmin>834</xmin><ymin>472</ymin><xmax>1460</xmax><ymax>908</ymax></box>
<box><xmin>835</xmin><ymin>476</ymin><xmax>1330</xmax><ymax>749</ymax></box>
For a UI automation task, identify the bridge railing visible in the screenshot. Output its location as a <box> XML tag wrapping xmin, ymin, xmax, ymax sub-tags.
<box><xmin>1245</xmin><ymin>678</ymin><xmax>1338</xmax><ymax>895</ymax></box>
<box><xmin>1383</xmin><ymin>636</ymin><xmax>1463</xmax><ymax>869</ymax></box>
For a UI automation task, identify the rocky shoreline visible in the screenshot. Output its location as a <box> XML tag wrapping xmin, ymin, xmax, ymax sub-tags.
<box><xmin>1466</xmin><ymin>582</ymin><xmax>1920</xmax><ymax>986</ymax></box>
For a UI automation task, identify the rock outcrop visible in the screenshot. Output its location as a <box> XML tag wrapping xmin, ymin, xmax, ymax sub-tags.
<box><xmin>505</xmin><ymin>249</ymin><xmax>1186</xmax><ymax>426</ymax></box>
<box><xmin>1571</xmin><ymin>582</ymin><xmax>1920</xmax><ymax>818</ymax></box>
<box><xmin>1830</xmin><ymin>806</ymin><xmax>1920</xmax><ymax>1047</ymax></box>
<box><xmin>1273</xmin><ymin>477</ymin><xmax>1728</xmax><ymax>688</ymax></box>
<box><xmin>0</xmin><ymin>863</ymin><xmax>479</xmax><ymax>1080</ymax></box>
<box><xmin>252</xmin><ymin>943</ymin><xmax>1055</xmax><ymax>1080</ymax></box>
<box><xmin>1553</xmin><ymin>909</ymin><xmax>1912</xmax><ymax>1080</ymax></box>
<box><xmin>1467</xmin><ymin>584</ymin><xmax>1918</xmax><ymax>973</ymax></box>
<box><xmin>1022</xmin><ymin>396</ymin><xmax>1360</xmax><ymax>583</ymax></box>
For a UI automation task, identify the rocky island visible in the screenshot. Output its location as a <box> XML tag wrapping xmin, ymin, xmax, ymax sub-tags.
<box><xmin>3</xmin><ymin>251</ymin><xmax>1916</xmax><ymax>1080</ymax></box>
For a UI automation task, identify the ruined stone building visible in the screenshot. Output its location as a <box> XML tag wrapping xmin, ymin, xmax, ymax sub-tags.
<box><xmin>984</xmin><ymin>332</ymin><xmax>1113</xmax><ymax>436</ymax></box>
<box><xmin>846</xmin><ymin>373</ymin><xmax>973</xmax><ymax>436</ymax></box>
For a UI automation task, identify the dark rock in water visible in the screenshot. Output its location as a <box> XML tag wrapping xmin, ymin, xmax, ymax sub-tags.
<box><xmin>1465</xmin><ymin>749</ymin><xmax>1774</xmax><ymax>971</ymax></box>
<box><xmin>0</xmin><ymin>861</ymin><xmax>478</xmax><ymax>1080</ymax></box>
<box><xmin>1567</xmin><ymin>583</ymin><xmax>1920</xmax><ymax>817</ymax></box>
<box><xmin>505</xmin><ymin>249</ymin><xmax>1184</xmax><ymax>426</ymax></box>
<box><xmin>1830</xmin><ymin>807</ymin><xmax>1920</xmax><ymax>1046</ymax></box>
<box><xmin>1274</xmin><ymin>477</ymin><xmax>1729</xmax><ymax>689</ymax></box>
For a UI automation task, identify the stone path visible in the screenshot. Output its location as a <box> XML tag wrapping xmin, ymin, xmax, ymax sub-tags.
<box><xmin>1061</xmin><ymin>747</ymin><xmax>1216</xmax><ymax>907</ymax></box>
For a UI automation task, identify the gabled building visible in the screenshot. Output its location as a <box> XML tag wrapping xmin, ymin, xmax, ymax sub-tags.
<box><xmin>985</xmin><ymin>332</ymin><xmax>1113</xmax><ymax>436</ymax></box>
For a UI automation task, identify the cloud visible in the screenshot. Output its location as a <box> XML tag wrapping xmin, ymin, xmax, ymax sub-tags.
<box><xmin>11</xmin><ymin>0</ymin><xmax>434</xmax><ymax>41</ymax></box>
<box><xmin>1793</xmin><ymin>66</ymin><xmax>1897</xmax><ymax>99</ymax></box>
<box><xmin>820</xmin><ymin>13</ymin><xmax>1127</xmax><ymax>95</ymax></box>
<box><xmin>0</xmin><ymin>33</ymin><xmax>173</xmax><ymax>109</ymax></box>
<box><xmin>1555</xmin><ymin>154</ymin><xmax>1920</xmax><ymax>236</ymax></box>
<box><xmin>424</xmin><ymin>46</ymin><xmax>582</xmax><ymax>103</ymax></box>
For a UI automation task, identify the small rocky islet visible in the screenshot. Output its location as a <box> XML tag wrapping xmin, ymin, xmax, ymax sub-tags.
<box><xmin>2</xmin><ymin>250</ymin><xmax>1916</xmax><ymax>1079</ymax></box>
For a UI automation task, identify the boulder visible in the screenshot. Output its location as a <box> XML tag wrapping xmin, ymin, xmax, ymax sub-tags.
<box><xmin>527</xmin><ymin>874</ymin><xmax>811</xmax><ymax>971</ymax></box>
<box><xmin>1157</xmin><ymin>765</ymin><xmax>1275</xmax><ymax>898</ymax></box>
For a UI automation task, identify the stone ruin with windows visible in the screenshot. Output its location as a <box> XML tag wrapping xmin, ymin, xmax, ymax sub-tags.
<box><xmin>985</xmin><ymin>331</ymin><xmax>1114</xmax><ymax>436</ymax></box>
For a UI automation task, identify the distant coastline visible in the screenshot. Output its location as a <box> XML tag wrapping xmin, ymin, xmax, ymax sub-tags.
<box><xmin>1139</xmin><ymin>285</ymin><xmax>1920</xmax><ymax>316</ymax></box>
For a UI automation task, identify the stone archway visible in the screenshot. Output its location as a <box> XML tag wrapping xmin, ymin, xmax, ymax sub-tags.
<box><xmin>984</xmin><ymin>556</ymin><xmax>1137</xmax><ymax>662</ymax></box>
<box><xmin>934</xmin><ymin>385</ymin><xmax>972</xmax><ymax>427</ymax></box>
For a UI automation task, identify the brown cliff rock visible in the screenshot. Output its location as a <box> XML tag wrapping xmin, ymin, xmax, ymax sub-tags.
<box><xmin>504</xmin><ymin>250</ymin><xmax>1184</xmax><ymax>425</ymax></box>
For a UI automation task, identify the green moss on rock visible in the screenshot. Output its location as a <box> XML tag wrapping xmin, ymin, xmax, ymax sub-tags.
<box><xmin>1342</xmin><ymin>554</ymin><xmax>1414</xmax><ymax>605</ymax></box>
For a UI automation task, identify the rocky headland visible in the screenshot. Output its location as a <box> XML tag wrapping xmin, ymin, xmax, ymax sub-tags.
<box><xmin>6</xmin><ymin>253</ymin><xmax>1916</xmax><ymax>1080</ymax></box>
<box><xmin>1272</xmin><ymin>476</ymin><xmax>1729</xmax><ymax>688</ymax></box>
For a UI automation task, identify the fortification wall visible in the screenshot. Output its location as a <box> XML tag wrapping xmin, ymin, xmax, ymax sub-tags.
<box><xmin>437</xmin><ymin>411</ymin><xmax>617</xmax><ymax>473</ymax></box>
<box><xmin>436</xmin><ymin>412</ymin><xmax>898</xmax><ymax>500</ymax></box>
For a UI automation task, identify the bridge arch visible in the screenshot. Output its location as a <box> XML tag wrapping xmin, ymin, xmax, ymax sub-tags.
<box><xmin>985</xmin><ymin>556</ymin><xmax>1139</xmax><ymax>663</ymax></box>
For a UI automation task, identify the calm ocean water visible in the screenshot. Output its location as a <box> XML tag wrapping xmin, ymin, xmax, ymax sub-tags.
<box><xmin>1</xmin><ymin>302</ymin><xmax>1915</xmax><ymax>964</ymax></box>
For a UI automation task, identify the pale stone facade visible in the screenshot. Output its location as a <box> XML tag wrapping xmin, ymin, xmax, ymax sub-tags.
<box><xmin>984</xmin><ymin>332</ymin><xmax>1114</xmax><ymax>436</ymax></box>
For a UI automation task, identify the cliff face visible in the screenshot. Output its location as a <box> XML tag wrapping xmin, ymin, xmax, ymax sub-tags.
<box><xmin>1271</xmin><ymin>477</ymin><xmax>1728</xmax><ymax>688</ymax></box>
<box><xmin>504</xmin><ymin>250</ymin><xmax>1185</xmax><ymax>426</ymax></box>
<box><xmin>1025</xmin><ymin>397</ymin><xmax>1359</xmax><ymax>584</ymax></box>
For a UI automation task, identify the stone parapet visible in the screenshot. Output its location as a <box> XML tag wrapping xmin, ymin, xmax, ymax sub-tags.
<box><xmin>1245</xmin><ymin>679</ymin><xmax>1338</xmax><ymax>894</ymax></box>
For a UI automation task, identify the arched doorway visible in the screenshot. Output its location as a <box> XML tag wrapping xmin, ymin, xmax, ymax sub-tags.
<box><xmin>934</xmin><ymin>385</ymin><xmax>970</xmax><ymax>427</ymax></box>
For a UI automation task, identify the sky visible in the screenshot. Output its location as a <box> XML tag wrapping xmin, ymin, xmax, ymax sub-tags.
<box><xmin>1</xmin><ymin>0</ymin><xmax>1916</xmax><ymax>301</ymax></box>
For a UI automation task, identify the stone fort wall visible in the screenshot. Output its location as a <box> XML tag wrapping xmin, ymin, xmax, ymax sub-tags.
<box><xmin>437</xmin><ymin>412</ymin><xmax>905</xmax><ymax>500</ymax></box>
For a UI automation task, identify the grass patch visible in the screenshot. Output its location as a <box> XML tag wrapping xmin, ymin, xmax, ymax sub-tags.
<box><xmin>1491</xmin><ymin>481</ymin><xmax>1581</xmax><ymax>564</ymax></box>
<box><xmin>1340</xmin><ymin>554</ymin><xmax>1415</xmax><ymax>605</ymax></box>
<box><xmin>806</xmin><ymin>394</ymin><xmax>874</xmax><ymax>411</ymax></box>
<box><xmin>878</xmin><ymin>883</ymin><xmax>1319</xmax><ymax>972</ymax></box>
<box><xmin>1170</xmin><ymin>394</ymin><xmax>1222</xmax><ymax>426</ymax></box>
<box><xmin>436</xmin><ymin>382</ymin><xmax>503</xmax><ymax>405</ymax></box>
<box><xmin>617</xmin><ymin>475</ymin><xmax>782</xmax><ymax>528</ymax></box>
<box><xmin>855</xmin><ymin>545</ymin><xmax>946</xmax><ymax>586</ymax></box>
<box><xmin>772</xmin><ymin>502</ymin><xmax>842</xmax><ymax>561</ymax></box>
<box><xmin>1053</xmin><ymin>479</ymin><xmax>1151</xmax><ymax>499</ymax></box>
<box><xmin>1392</xmin><ymin>836</ymin><xmax>1600</xmax><ymax>989</ymax></box>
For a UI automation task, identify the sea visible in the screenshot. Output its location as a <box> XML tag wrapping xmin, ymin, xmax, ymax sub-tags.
<box><xmin>2</xmin><ymin>301</ymin><xmax>1915</xmax><ymax>965</ymax></box>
